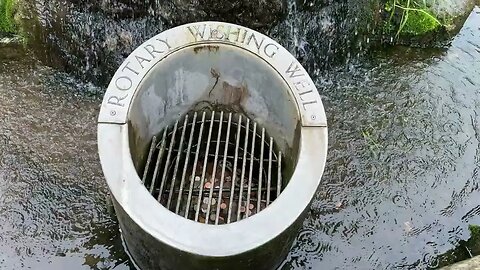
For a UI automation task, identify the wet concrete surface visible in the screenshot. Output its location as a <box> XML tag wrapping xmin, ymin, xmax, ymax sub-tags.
<box><xmin>0</xmin><ymin>6</ymin><xmax>479</xmax><ymax>270</ymax></box>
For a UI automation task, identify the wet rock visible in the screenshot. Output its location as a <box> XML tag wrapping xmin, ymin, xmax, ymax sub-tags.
<box><xmin>13</xmin><ymin>0</ymin><xmax>474</xmax><ymax>87</ymax></box>
<box><xmin>17</xmin><ymin>0</ymin><xmax>165</xmax><ymax>86</ymax></box>
<box><xmin>69</xmin><ymin>0</ymin><xmax>153</xmax><ymax>19</ymax></box>
<box><xmin>382</xmin><ymin>0</ymin><xmax>476</xmax><ymax>47</ymax></box>
<box><xmin>16</xmin><ymin>0</ymin><xmax>382</xmax><ymax>86</ymax></box>
<box><xmin>68</xmin><ymin>0</ymin><xmax>288</xmax><ymax>26</ymax></box>
<box><xmin>16</xmin><ymin>0</ymin><xmax>289</xmax><ymax>86</ymax></box>
<box><xmin>157</xmin><ymin>0</ymin><xmax>287</xmax><ymax>29</ymax></box>
<box><xmin>268</xmin><ymin>0</ymin><xmax>382</xmax><ymax>74</ymax></box>
<box><xmin>429</xmin><ymin>0</ymin><xmax>477</xmax><ymax>25</ymax></box>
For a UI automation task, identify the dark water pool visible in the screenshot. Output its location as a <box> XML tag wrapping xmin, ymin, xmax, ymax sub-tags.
<box><xmin>0</xmin><ymin>6</ymin><xmax>479</xmax><ymax>270</ymax></box>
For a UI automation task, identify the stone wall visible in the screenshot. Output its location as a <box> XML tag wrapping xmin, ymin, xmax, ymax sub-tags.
<box><xmin>9</xmin><ymin>0</ymin><xmax>476</xmax><ymax>87</ymax></box>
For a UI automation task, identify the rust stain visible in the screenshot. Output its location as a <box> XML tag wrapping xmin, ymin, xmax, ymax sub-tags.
<box><xmin>193</xmin><ymin>45</ymin><xmax>220</xmax><ymax>54</ymax></box>
<box><xmin>221</xmin><ymin>81</ymin><xmax>248</xmax><ymax>105</ymax></box>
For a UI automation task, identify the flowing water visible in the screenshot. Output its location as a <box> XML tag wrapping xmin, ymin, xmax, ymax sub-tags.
<box><xmin>0</xmin><ymin>6</ymin><xmax>479</xmax><ymax>270</ymax></box>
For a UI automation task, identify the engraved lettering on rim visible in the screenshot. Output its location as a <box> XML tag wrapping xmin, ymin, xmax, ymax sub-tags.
<box><xmin>99</xmin><ymin>22</ymin><xmax>326</xmax><ymax>127</ymax></box>
<box><xmin>286</xmin><ymin>61</ymin><xmax>319</xmax><ymax>111</ymax></box>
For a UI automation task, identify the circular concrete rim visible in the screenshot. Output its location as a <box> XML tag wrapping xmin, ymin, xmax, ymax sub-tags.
<box><xmin>98</xmin><ymin>21</ymin><xmax>328</xmax><ymax>257</ymax></box>
<box><xmin>98</xmin><ymin>21</ymin><xmax>327</xmax><ymax>127</ymax></box>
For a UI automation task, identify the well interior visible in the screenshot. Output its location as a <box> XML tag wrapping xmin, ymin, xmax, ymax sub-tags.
<box><xmin>127</xmin><ymin>43</ymin><xmax>302</xmax><ymax>222</ymax></box>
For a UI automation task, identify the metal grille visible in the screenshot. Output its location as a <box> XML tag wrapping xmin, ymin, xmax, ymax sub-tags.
<box><xmin>141</xmin><ymin>111</ymin><xmax>283</xmax><ymax>224</ymax></box>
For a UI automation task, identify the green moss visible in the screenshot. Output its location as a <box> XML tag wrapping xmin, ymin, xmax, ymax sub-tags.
<box><xmin>384</xmin><ymin>0</ymin><xmax>443</xmax><ymax>38</ymax></box>
<box><xmin>434</xmin><ymin>224</ymin><xmax>480</xmax><ymax>267</ymax></box>
<box><xmin>469</xmin><ymin>224</ymin><xmax>480</xmax><ymax>240</ymax></box>
<box><xmin>0</xmin><ymin>0</ymin><xmax>17</xmax><ymax>34</ymax></box>
<box><xmin>401</xmin><ymin>9</ymin><xmax>441</xmax><ymax>35</ymax></box>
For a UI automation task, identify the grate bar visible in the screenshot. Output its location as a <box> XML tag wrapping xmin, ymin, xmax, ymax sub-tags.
<box><xmin>152</xmin><ymin>186</ymin><xmax>276</xmax><ymax>195</ymax></box>
<box><xmin>142</xmin><ymin>111</ymin><xmax>285</xmax><ymax>224</ymax></box>
<box><xmin>175</xmin><ymin>113</ymin><xmax>197</xmax><ymax>214</ymax></box>
<box><xmin>237</xmin><ymin>118</ymin><xmax>250</xmax><ymax>221</ymax></box>
<box><xmin>163</xmin><ymin>150</ymin><xmax>277</xmax><ymax>163</ymax></box>
<box><xmin>150</xmin><ymin>129</ymin><xmax>167</xmax><ymax>194</ymax></box>
<box><xmin>142</xmin><ymin>135</ymin><xmax>157</xmax><ymax>184</ymax></box>
<box><xmin>158</xmin><ymin>120</ymin><xmax>179</xmax><ymax>202</ymax></box>
<box><xmin>257</xmin><ymin>128</ymin><xmax>265</xmax><ymax>211</ymax></box>
<box><xmin>194</xmin><ymin>112</ymin><xmax>215</xmax><ymax>222</ymax></box>
<box><xmin>205</xmin><ymin>111</ymin><xmax>224</xmax><ymax>224</ymax></box>
<box><xmin>277</xmin><ymin>151</ymin><xmax>282</xmax><ymax>198</ymax></box>
<box><xmin>266</xmin><ymin>136</ymin><xmax>273</xmax><ymax>205</ymax></box>
<box><xmin>227</xmin><ymin>115</ymin><xmax>242</xmax><ymax>224</ymax></box>
<box><xmin>245</xmin><ymin>122</ymin><xmax>257</xmax><ymax>218</ymax></box>
<box><xmin>167</xmin><ymin>116</ymin><xmax>188</xmax><ymax>209</ymax></box>
<box><xmin>215</xmin><ymin>113</ymin><xmax>232</xmax><ymax>224</ymax></box>
<box><xmin>185</xmin><ymin>112</ymin><xmax>206</xmax><ymax>218</ymax></box>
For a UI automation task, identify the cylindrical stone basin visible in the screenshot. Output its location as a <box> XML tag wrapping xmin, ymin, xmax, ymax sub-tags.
<box><xmin>97</xmin><ymin>21</ymin><xmax>328</xmax><ymax>270</ymax></box>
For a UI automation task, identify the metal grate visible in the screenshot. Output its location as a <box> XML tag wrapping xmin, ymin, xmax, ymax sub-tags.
<box><xmin>141</xmin><ymin>111</ymin><xmax>283</xmax><ymax>224</ymax></box>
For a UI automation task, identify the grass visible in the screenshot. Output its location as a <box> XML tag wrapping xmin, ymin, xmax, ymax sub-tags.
<box><xmin>434</xmin><ymin>224</ymin><xmax>480</xmax><ymax>267</ymax></box>
<box><xmin>385</xmin><ymin>0</ymin><xmax>442</xmax><ymax>38</ymax></box>
<box><xmin>362</xmin><ymin>125</ymin><xmax>382</xmax><ymax>157</ymax></box>
<box><xmin>0</xmin><ymin>0</ymin><xmax>17</xmax><ymax>34</ymax></box>
<box><xmin>469</xmin><ymin>224</ymin><xmax>480</xmax><ymax>241</ymax></box>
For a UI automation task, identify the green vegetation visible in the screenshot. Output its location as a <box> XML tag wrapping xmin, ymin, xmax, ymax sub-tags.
<box><xmin>434</xmin><ymin>224</ymin><xmax>480</xmax><ymax>268</ymax></box>
<box><xmin>470</xmin><ymin>224</ymin><xmax>480</xmax><ymax>241</ymax></box>
<box><xmin>362</xmin><ymin>125</ymin><xmax>382</xmax><ymax>157</ymax></box>
<box><xmin>0</xmin><ymin>0</ymin><xmax>17</xmax><ymax>34</ymax></box>
<box><xmin>385</xmin><ymin>0</ymin><xmax>442</xmax><ymax>38</ymax></box>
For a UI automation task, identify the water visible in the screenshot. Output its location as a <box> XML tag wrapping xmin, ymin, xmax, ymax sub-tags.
<box><xmin>283</xmin><ymin>7</ymin><xmax>480</xmax><ymax>269</ymax></box>
<box><xmin>0</xmin><ymin>6</ymin><xmax>479</xmax><ymax>270</ymax></box>
<box><xmin>0</xmin><ymin>46</ymin><xmax>131</xmax><ymax>269</ymax></box>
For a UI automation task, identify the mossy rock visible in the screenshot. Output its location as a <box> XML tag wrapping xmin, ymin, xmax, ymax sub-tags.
<box><xmin>470</xmin><ymin>224</ymin><xmax>480</xmax><ymax>242</ymax></box>
<box><xmin>435</xmin><ymin>224</ymin><xmax>480</xmax><ymax>268</ymax></box>
<box><xmin>401</xmin><ymin>9</ymin><xmax>441</xmax><ymax>35</ymax></box>
<box><xmin>382</xmin><ymin>0</ymin><xmax>476</xmax><ymax>46</ymax></box>
<box><xmin>0</xmin><ymin>0</ymin><xmax>17</xmax><ymax>34</ymax></box>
